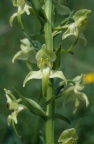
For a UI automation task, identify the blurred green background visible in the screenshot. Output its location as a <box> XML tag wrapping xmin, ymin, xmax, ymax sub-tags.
<box><xmin>0</xmin><ymin>0</ymin><xmax>94</xmax><ymax>144</ymax></box>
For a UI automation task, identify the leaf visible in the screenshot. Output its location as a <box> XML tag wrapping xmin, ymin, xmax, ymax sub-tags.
<box><xmin>28</xmin><ymin>0</ymin><xmax>41</xmax><ymax>10</ymax></box>
<box><xmin>45</xmin><ymin>89</ymin><xmax>67</xmax><ymax>106</ymax></box>
<box><xmin>55</xmin><ymin>113</ymin><xmax>70</xmax><ymax>124</ymax></box>
<box><xmin>30</xmin><ymin>7</ymin><xmax>46</xmax><ymax>31</ymax></box>
<box><xmin>28</xmin><ymin>0</ymin><xmax>47</xmax><ymax>22</ymax></box>
<box><xmin>55</xmin><ymin>81</ymin><xmax>65</xmax><ymax>95</ymax></box>
<box><xmin>14</xmin><ymin>89</ymin><xmax>46</xmax><ymax>119</ymax></box>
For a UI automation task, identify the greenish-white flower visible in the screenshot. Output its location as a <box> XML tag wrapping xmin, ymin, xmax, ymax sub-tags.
<box><xmin>8</xmin><ymin>106</ymin><xmax>24</xmax><ymax>126</ymax></box>
<box><xmin>64</xmin><ymin>75</ymin><xmax>89</xmax><ymax>112</ymax></box>
<box><xmin>62</xmin><ymin>9</ymin><xmax>91</xmax><ymax>40</ymax></box>
<box><xmin>10</xmin><ymin>0</ymin><xmax>31</xmax><ymax>26</ymax></box>
<box><xmin>12</xmin><ymin>38</ymin><xmax>36</xmax><ymax>63</ymax></box>
<box><xmin>4</xmin><ymin>89</ymin><xmax>25</xmax><ymax>126</ymax></box>
<box><xmin>58</xmin><ymin>128</ymin><xmax>78</xmax><ymax>144</ymax></box>
<box><xmin>23</xmin><ymin>45</ymin><xmax>67</xmax><ymax>96</ymax></box>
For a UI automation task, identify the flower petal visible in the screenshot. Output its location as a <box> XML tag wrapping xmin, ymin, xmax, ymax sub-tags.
<box><xmin>24</xmin><ymin>4</ymin><xmax>31</xmax><ymax>15</ymax></box>
<box><xmin>4</xmin><ymin>88</ymin><xmax>16</xmax><ymax>101</ymax></box>
<box><xmin>62</xmin><ymin>23</ymin><xmax>78</xmax><ymax>39</ymax></box>
<box><xmin>23</xmin><ymin>70</ymin><xmax>42</xmax><ymax>87</ymax></box>
<box><xmin>8</xmin><ymin>111</ymin><xmax>18</xmax><ymax>126</ymax></box>
<box><xmin>42</xmin><ymin>67</ymin><xmax>50</xmax><ymax>96</ymax></box>
<box><xmin>75</xmin><ymin>91</ymin><xmax>89</xmax><ymax>107</ymax></box>
<box><xmin>9</xmin><ymin>13</ymin><xmax>17</xmax><ymax>26</ymax></box>
<box><xmin>49</xmin><ymin>70</ymin><xmax>67</xmax><ymax>85</ymax></box>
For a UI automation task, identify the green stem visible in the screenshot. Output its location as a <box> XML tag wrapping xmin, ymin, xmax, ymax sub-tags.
<box><xmin>44</xmin><ymin>0</ymin><xmax>53</xmax><ymax>51</ymax></box>
<box><xmin>45</xmin><ymin>80</ymin><xmax>54</xmax><ymax>144</ymax></box>
<box><xmin>44</xmin><ymin>0</ymin><xmax>54</xmax><ymax>144</ymax></box>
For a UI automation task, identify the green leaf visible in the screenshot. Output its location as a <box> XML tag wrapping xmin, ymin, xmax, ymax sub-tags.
<box><xmin>14</xmin><ymin>89</ymin><xmax>46</xmax><ymax>119</ymax></box>
<box><xmin>58</xmin><ymin>128</ymin><xmax>78</xmax><ymax>143</ymax></box>
<box><xmin>55</xmin><ymin>81</ymin><xmax>65</xmax><ymax>95</ymax></box>
<box><xmin>28</xmin><ymin>0</ymin><xmax>41</xmax><ymax>10</ymax></box>
<box><xmin>30</xmin><ymin>7</ymin><xmax>46</xmax><ymax>31</ymax></box>
<box><xmin>55</xmin><ymin>113</ymin><xmax>70</xmax><ymax>124</ymax></box>
<box><xmin>45</xmin><ymin>88</ymin><xmax>67</xmax><ymax>106</ymax></box>
<box><xmin>28</xmin><ymin>0</ymin><xmax>47</xmax><ymax>22</ymax></box>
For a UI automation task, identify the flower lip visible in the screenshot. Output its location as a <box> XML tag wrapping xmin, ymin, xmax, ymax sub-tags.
<box><xmin>38</xmin><ymin>57</ymin><xmax>53</xmax><ymax>69</ymax></box>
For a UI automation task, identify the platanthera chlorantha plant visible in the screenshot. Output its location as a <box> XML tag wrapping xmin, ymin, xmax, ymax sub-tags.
<box><xmin>5</xmin><ymin>0</ymin><xmax>91</xmax><ymax>144</ymax></box>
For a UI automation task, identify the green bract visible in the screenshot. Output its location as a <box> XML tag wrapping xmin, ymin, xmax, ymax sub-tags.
<box><xmin>14</xmin><ymin>89</ymin><xmax>46</xmax><ymax>119</ymax></box>
<box><xmin>12</xmin><ymin>38</ymin><xmax>36</xmax><ymax>63</ymax></box>
<box><xmin>55</xmin><ymin>0</ymin><xmax>71</xmax><ymax>15</ymax></box>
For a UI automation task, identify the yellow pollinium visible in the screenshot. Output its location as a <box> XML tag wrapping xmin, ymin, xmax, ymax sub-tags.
<box><xmin>84</xmin><ymin>73</ymin><xmax>94</xmax><ymax>83</ymax></box>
